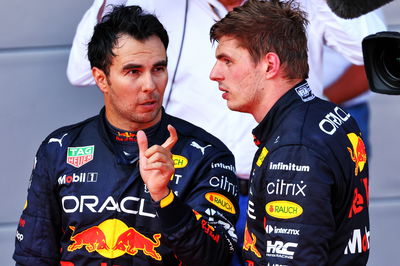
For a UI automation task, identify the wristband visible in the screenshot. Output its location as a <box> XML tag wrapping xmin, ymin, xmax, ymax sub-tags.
<box><xmin>159</xmin><ymin>190</ymin><xmax>175</xmax><ymax>208</ymax></box>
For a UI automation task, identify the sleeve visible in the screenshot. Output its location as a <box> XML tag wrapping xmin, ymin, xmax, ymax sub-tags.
<box><xmin>259</xmin><ymin>145</ymin><xmax>335</xmax><ymax>265</ymax></box>
<box><xmin>317</xmin><ymin>0</ymin><xmax>387</xmax><ymax>65</ymax></box>
<box><xmin>13</xmin><ymin>144</ymin><xmax>62</xmax><ymax>266</ymax></box>
<box><xmin>153</xmin><ymin>147</ymin><xmax>239</xmax><ymax>266</ymax></box>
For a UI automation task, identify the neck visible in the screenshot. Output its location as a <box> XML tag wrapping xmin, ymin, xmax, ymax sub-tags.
<box><xmin>253</xmin><ymin>78</ymin><xmax>303</xmax><ymax>123</ymax></box>
<box><xmin>104</xmin><ymin>107</ymin><xmax>162</xmax><ymax>132</ymax></box>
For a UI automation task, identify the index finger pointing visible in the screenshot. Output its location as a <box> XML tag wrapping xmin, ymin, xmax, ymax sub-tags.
<box><xmin>137</xmin><ymin>130</ymin><xmax>148</xmax><ymax>158</ymax></box>
<box><xmin>162</xmin><ymin>125</ymin><xmax>178</xmax><ymax>151</ymax></box>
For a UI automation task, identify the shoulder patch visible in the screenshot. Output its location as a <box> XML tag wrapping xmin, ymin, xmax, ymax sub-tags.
<box><xmin>295</xmin><ymin>83</ymin><xmax>315</xmax><ymax>102</ymax></box>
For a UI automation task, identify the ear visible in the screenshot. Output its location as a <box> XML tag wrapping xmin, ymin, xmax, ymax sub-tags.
<box><xmin>92</xmin><ymin>67</ymin><xmax>109</xmax><ymax>93</ymax></box>
<box><xmin>262</xmin><ymin>52</ymin><xmax>280</xmax><ymax>79</ymax></box>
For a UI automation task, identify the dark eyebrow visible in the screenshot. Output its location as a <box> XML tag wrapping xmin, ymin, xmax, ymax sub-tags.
<box><xmin>122</xmin><ymin>63</ymin><xmax>142</xmax><ymax>70</ymax></box>
<box><xmin>122</xmin><ymin>60</ymin><xmax>168</xmax><ymax>70</ymax></box>
<box><xmin>216</xmin><ymin>53</ymin><xmax>230</xmax><ymax>60</ymax></box>
<box><xmin>154</xmin><ymin>60</ymin><xmax>168</xmax><ymax>67</ymax></box>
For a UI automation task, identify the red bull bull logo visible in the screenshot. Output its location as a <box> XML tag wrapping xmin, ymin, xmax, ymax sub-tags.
<box><xmin>112</xmin><ymin>228</ymin><xmax>161</xmax><ymax>260</ymax></box>
<box><xmin>243</xmin><ymin>224</ymin><xmax>261</xmax><ymax>258</ymax></box>
<box><xmin>68</xmin><ymin>225</ymin><xmax>109</xmax><ymax>252</ymax></box>
<box><xmin>347</xmin><ymin>133</ymin><xmax>367</xmax><ymax>176</ymax></box>
<box><xmin>67</xmin><ymin>219</ymin><xmax>162</xmax><ymax>260</ymax></box>
<box><xmin>116</xmin><ymin>132</ymin><xmax>137</xmax><ymax>142</ymax></box>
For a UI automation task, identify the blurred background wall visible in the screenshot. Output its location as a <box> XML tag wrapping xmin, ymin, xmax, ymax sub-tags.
<box><xmin>0</xmin><ymin>1</ymin><xmax>399</xmax><ymax>265</ymax></box>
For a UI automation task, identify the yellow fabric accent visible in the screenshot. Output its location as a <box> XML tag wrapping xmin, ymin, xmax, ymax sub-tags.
<box><xmin>256</xmin><ymin>147</ymin><xmax>269</xmax><ymax>167</ymax></box>
<box><xmin>160</xmin><ymin>190</ymin><xmax>175</xmax><ymax>208</ymax></box>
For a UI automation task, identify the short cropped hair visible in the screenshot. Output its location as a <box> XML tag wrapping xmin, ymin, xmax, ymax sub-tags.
<box><xmin>88</xmin><ymin>5</ymin><xmax>169</xmax><ymax>76</ymax></box>
<box><xmin>210</xmin><ymin>0</ymin><xmax>309</xmax><ymax>79</ymax></box>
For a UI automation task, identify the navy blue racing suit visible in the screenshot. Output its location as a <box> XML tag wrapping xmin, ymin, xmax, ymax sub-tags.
<box><xmin>243</xmin><ymin>81</ymin><xmax>369</xmax><ymax>265</ymax></box>
<box><xmin>14</xmin><ymin>108</ymin><xmax>239</xmax><ymax>266</ymax></box>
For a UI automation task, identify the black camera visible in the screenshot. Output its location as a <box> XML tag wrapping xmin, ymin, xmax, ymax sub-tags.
<box><xmin>362</xmin><ymin>31</ymin><xmax>400</xmax><ymax>94</ymax></box>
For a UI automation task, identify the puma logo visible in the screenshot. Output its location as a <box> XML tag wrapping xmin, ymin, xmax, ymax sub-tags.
<box><xmin>190</xmin><ymin>141</ymin><xmax>212</xmax><ymax>155</ymax></box>
<box><xmin>48</xmin><ymin>133</ymin><xmax>68</xmax><ymax>147</ymax></box>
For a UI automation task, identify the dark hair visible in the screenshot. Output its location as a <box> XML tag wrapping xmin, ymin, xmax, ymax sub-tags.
<box><xmin>88</xmin><ymin>5</ymin><xmax>169</xmax><ymax>76</ymax></box>
<box><xmin>210</xmin><ymin>0</ymin><xmax>309</xmax><ymax>79</ymax></box>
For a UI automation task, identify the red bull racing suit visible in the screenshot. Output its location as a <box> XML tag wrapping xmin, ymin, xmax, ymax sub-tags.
<box><xmin>243</xmin><ymin>81</ymin><xmax>369</xmax><ymax>265</ymax></box>
<box><xmin>14</xmin><ymin>108</ymin><xmax>238</xmax><ymax>266</ymax></box>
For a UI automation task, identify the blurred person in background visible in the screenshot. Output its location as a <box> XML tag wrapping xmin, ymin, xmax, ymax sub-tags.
<box><xmin>323</xmin><ymin>51</ymin><xmax>371</xmax><ymax>152</ymax></box>
<box><xmin>322</xmin><ymin>9</ymin><xmax>386</xmax><ymax>155</ymax></box>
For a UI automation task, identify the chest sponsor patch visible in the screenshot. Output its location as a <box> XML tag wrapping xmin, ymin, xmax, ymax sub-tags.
<box><xmin>172</xmin><ymin>155</ymin><xmax>188</xmax><ymax>168</ymax></box>
<box><xmin>67</xmin><ymin>145</ymin><xmax>95</xmax><ymax>168</ymax></box>
<box><xmin>266</xmin><ymin>200</ymin><xmax>303</xmax><ymax>219</ymax></box>
<box><xmin>205</xmin><ymin>192</ymin><xmax>236</xmax><ymax>214</ymax></box>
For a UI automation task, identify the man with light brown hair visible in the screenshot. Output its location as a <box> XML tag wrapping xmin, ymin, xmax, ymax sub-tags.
<box><xmin>210</xmin><ymin>0</ymin><xmax>370</xmax><ymax>265</ymax></box>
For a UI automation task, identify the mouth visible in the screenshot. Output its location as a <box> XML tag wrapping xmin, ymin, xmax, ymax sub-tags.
<box><xmin>138</xmin><ymin>99</ymin><xmax>158</xmax><ymax>111</ymax></box>
<box><xmin>140</xmin><ymin>98</ymin><xmax>158</xmax><ymax>105</ymax></box>
<box><xmin>219</xmin><ymin>87</ymin><xmax>229</xmax><ymax>100</ymax></box>
<box><xmin>142</xmin><ymin>100</ymin><xmax>156</xmax><ymax>105</ymax></box>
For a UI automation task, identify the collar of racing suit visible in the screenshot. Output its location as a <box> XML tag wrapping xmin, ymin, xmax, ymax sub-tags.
<box><xmin>252</xmin><ymin>79</ymin><xmax>310</xmax><ymax>147</ymax></box>
<box><xmin>97</xmin><ymin>107</ymin><xmax>169</xmax><ymax>165</ymax></box>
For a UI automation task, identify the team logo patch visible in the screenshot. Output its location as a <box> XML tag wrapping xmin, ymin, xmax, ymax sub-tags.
<box><xmin>67</xmin><ymin>145</ymin><xmax>95</xmax><ymax>168</ymax></box>
<box><xmin>205</xmin><ymin>193</ymin><xmax>236</xmax><ymax>214</ymax></box>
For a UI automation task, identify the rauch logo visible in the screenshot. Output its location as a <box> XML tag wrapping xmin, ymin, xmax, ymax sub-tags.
<box><xmin>172</xmin><ymin>155</ymin><xmax>188</xmax><ymax>168</ymax></box>
<box><xmin>266</xmin><ymin>200</ymin><xmax>303</xmax><ymax>219</ymax></box>
<box><xmin>205</xmin><ymin>193</ymin><xmax>236</xmax><ymax>214</ymax></box>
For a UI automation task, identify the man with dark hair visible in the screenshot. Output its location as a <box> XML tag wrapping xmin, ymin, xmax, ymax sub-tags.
<box><xmin>13</xmin><ymin>5</ymin><xmax>238</xmax><ymax>265</ymax></box>
<box><xmin>210</xmin><ymin>0</ymin><xmax>369</xmax><ymax>265</ymax></box>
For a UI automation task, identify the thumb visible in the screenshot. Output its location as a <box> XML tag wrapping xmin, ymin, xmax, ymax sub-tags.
<box><xmin>162</xmin><ymin>125</ymin><xmax>178</xmax><ymax>151</ymax></box>
<box><xmin>137</xmin><ymin>130</ymin><xmax>148</xmax><ymax>159</ymax></box>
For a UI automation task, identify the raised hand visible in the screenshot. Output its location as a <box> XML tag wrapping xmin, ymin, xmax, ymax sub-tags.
<box><xmin>137</xmin><ymin>125</ymin><xmax>178</xmax><ymax>201</ymax></box>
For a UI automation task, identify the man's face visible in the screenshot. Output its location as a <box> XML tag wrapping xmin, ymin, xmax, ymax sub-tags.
<box><xmin>101</xmin><ymin>34</ymin><xmax>168</xmax><ymax>131</ymax></box>
<box><xmin>210</xmin><ymin>36</ymin><xmax>265</xmax><ymax>115</ymax></box>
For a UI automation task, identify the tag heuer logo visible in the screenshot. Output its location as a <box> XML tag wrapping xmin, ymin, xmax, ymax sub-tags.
<box><xmin>67</xmin><ymin>145</ymin><xmax>95</xmax><ymax>168</ymax></box>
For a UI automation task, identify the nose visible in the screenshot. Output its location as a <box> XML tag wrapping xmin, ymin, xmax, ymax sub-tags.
<box><xmin>141</xmin><ymin>72</ymin><xmax>157</xmax><ymax>92</ymax></box>
<box><xmin>209</xmin><ymin>62</ymin><xmax>223</xmax><ymax>82</ymax></box>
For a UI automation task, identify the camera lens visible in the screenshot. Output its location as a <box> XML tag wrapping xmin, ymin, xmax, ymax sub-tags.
<box><xmin>382</xmin><ymin>40</ymin><xmax>400</xmax><ymax>81</ymax></box>
<box><xmin>362</xmin><ymin>31</ymin><xmax>400</xmax><ymax>94</ymax></box>
<box><xmin>376</xmin><ymin>38</ymin><xmax>400</xmax><ymax>88</ymax></box>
